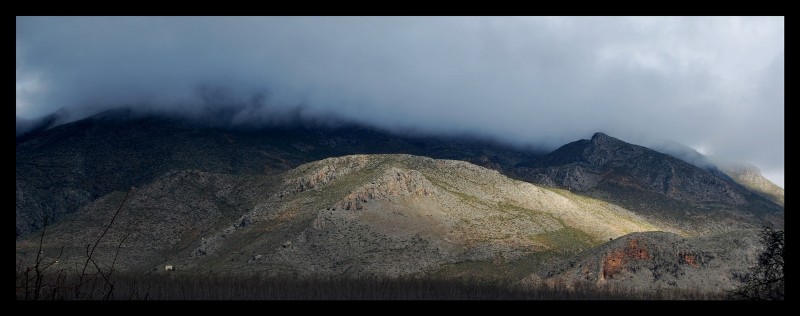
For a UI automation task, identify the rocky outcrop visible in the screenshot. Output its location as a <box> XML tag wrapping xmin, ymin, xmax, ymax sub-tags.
<box><xmin>277</xmin><ymin>155</ymin><xmax>374</xmax><ymax>198</ymax></box>
<box><xmin>334</xmin><ymin>167</ymin><xmax>436</xmax><ymax>211</ymax></box>
<box><xmin>601</xmin><ymin>238</ymin><xmax>650</xmax><ymax>280</ymax></box>
<box><xmin>525</xmin><ymin>164</ymin><xmax>604</xmax><ymax>191</ymax></box>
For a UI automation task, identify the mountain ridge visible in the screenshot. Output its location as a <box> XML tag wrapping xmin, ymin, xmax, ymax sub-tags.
<box><xmin>16</xmin><ymin>112</ymin><xmax>783</xmax><ymax>239</ymax></box>
<box><xmin>15</xmin><ymin>111</ymin><xmax>543</xmax><ymax>237</ymax></box>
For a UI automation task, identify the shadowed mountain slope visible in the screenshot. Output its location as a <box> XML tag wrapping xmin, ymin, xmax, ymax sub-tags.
<box><xmin>512</xmin><ymin>133</ymin><xmax>782</xmax><ymax>234</ymax></box>
<box><xmin>651</xmin><ymin>141</ymin><xmax>784</xmax><ymax>206</ymax></box>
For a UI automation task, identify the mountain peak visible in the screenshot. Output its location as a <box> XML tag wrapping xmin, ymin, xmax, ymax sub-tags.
<box><xmin>591</xmin><ymin>132</ymin><xmax>610</xmax><ymax>141</ymax></box>
<box><xmin>589</xmin><ymin>132</ymin><xmax>625</xmax><ymax>149</ymax></box>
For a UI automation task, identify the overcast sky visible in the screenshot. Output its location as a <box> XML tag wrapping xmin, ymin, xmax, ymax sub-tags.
<box><xmin>15</xmin><ymin>16</ymin><xmax>784</xmax><ymax>187</ymax></box>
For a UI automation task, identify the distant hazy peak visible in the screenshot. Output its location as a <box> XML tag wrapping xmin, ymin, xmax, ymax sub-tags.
<box><xmin>713</xmin><ymin>159</ymin><xmax>760</xmax><ymax>174</ymax></box>
<box><xmin>712</xmin><ymin>159</ymin><xmax>784</xmax><ymax>206</ymax></box>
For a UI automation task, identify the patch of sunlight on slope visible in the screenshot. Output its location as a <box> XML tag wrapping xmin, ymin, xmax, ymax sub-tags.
<box><xmin>542</xmin><ymin>187</ymin><xmax>677</xmax><ymax>237</ymax></box>
<box><xmin>509</xmin><ymin>182</ymin><xmax>672</xmax><ymax>241</ymax></box>
<box><xmin>733</xmin><ymin>173</ymin><xmax>784</xmax><ymax>206</ymax></box>
<box><xmin>412</xmin><ymin>156</ymin><xmax>673</xmax><ymax>242</ymax></box>
<box><xmin>247</xmin><ymin>154</ymin><xmax>677</xmax><ymax>250</ymax></box>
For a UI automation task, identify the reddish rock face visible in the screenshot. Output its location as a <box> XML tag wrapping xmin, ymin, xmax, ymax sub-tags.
<box><xmin>602</xmin><ymin>238</ymin><xmax>650</xmax><ymax>279</ymax></box>
<box><xmin>680</xmin><ymin>253</ymin><xmax>700</xmax><ymax>269</ymax></box>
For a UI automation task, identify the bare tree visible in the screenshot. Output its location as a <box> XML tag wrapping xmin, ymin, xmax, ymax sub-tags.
<box><xmin>16</xmin><ymin>188</ymin><xmax>132</xmax><ymax>300</ymax></box>
<box><xmin>16</xmin><ymin>216</ymin><xmax>64</xmax><ymax>300</ymax></box>
<box><xmin>730</xmin><ymin>227</ymin><xmax>784</xmax><ymax>300</ymax></box>
<box><xmin>74</xmin><ymin>188</ymin><xmax>132</xmax><ymax>299</ymax></box>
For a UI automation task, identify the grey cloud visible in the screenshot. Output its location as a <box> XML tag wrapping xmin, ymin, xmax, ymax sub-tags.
<box><xmin>15</xmin><ymin>16</ymin><xmax>784</xmax><ymax>186</ymax></box>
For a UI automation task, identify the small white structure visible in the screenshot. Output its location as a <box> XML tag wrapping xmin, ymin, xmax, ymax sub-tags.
<box><xmin>165</xmin><ymin>265</ymin><xmax>174</xmax><ymax>271</ymax></box>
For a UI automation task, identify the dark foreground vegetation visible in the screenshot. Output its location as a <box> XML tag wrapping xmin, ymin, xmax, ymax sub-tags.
<box><xmin>16</xmin><ymin>272</ymin><xmax>724</xmax><ymax>300</ymax></box>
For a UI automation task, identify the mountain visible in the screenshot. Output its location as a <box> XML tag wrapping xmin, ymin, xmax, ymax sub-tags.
<box><xmin>15</xmin><ymin>111</ymin><xmax>783</xmax><ymax>295</ymax></box>
<box><xmin>512</xmin><ymin>132</ymin><xmax>783</xmax><ymax>234</ymax></box>
<box><xmin>15</xmin><ymin>109</ymin><xmax>542</xmax><ymax>238</ymax></box>
<box><xmin>17</xmin><ymin>154</ymin><xmax>670</xmax><ymax>280</ymax></box>
<box><xmin>16</xmin><ymin>112</ymin><xmax>60</xmax><ymax>138</ymax></box>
